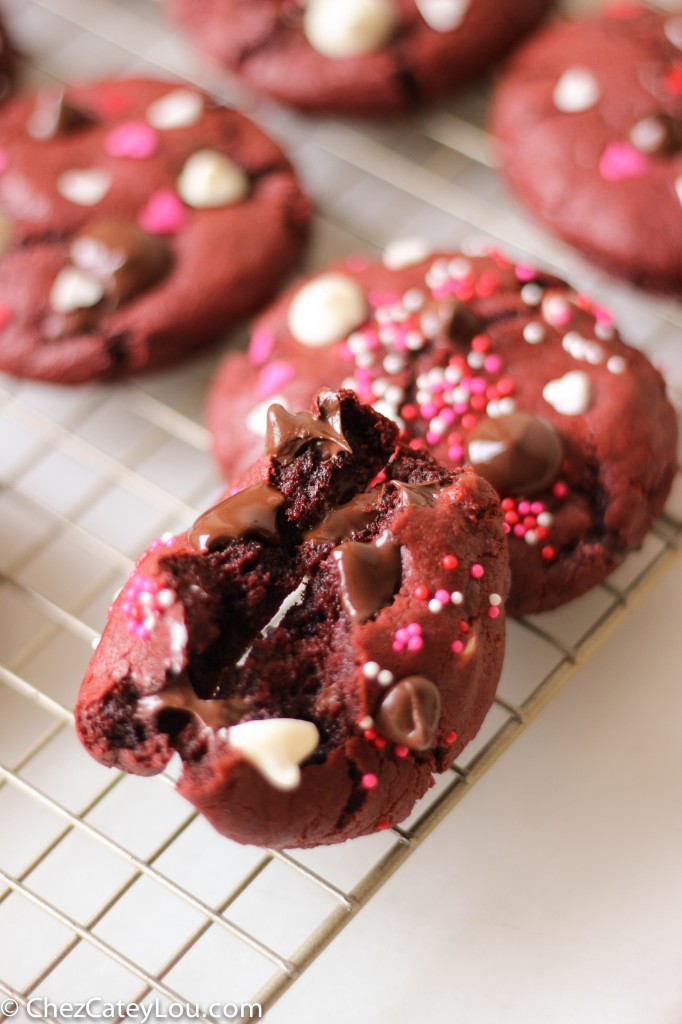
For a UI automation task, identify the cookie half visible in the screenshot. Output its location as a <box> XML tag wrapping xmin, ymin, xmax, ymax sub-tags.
<box><xmin>207</xmin><ymin>247</ymin><xmax>678</xmax><ymax>616</ymax></box>
<box><xmin>491</xmin><ymin>7</ymin><xmax>682</xmax><ymax>294</ymax></box>
<box><xmin>76</xmin><ymin>390</ymin><xmax>509</xmax><ymax>848</ymax></box>
<box><xmin>0</xmin><ymin>77</ymin><xmax>310</xmax><ymax>383</ymax></box>
<box><xmin>164</xmin><ymin>0</ymin><xmax>554</xmax><ymax>115</ymax></box>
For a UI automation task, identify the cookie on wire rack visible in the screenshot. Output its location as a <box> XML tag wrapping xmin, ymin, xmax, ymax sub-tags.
<box><xmin>76</xmin><ymin>390</ymin><xmax>509</xmax><ymax>848</ymax></box>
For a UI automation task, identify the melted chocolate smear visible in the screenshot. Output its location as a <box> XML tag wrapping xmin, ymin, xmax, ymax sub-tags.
<box><xmin>71</xmin><ymin>221</ymin><xmax>172</xmax><ymax>306</ymax></box>
<box><xmin>333</xmin><ymin>531</ymin><xmax>401</xmax><ymax>623</ymax></box>
<box><xmin>466</xmin><ymin>412</ymin><xmax>563</xmax><ymax>496</ymax></box>
<box><xmin>27</xmin><ymin>89</ymin><xmax>94</xmax><ymax>140</ymax></box>
<box><xmin>391</xmin><ymin>480</ymin><xmax>442</xmax><ymax>507</ymax></box>
<box><xmin>189</xmin><ymin>483</ymin><xmax>284</xmax><ymax>552</ymax></box>
<box><xmin>305</xmin><ymin>489</ymin><xmax>384</xmax><ymax>543</ymax></box>
<box><xmin>377</xmin><ymin>676</ymin><xmax>441</xmax><ymax>751</ymax></box>
<box><xmin>154</xmin><ymin>671</ymin><xmax>247</xmax><ymax>730</ymax></box>
<box><xmin>266</xmin><ymin>391</ymin><xmax>352</xmax><ymax>466</ymax></box>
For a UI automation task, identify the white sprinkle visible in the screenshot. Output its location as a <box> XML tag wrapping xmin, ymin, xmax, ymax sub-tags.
<box><xmin>450</xmin><ymin>590</ymin><xmax>464</xmax><ymax>605</ymax></box>
<box><xmin>143</xmin><ymin>615</ymin><xmax>156</xmax><ymax>632</ymax></box>
<box><xmin>90</xmin><ymin>635</ymin><xmax>100</xmax><ymax>650</ymax></box>
<box><xmin>448</xmin><ymin>256</ymin><xmax>472</xmax><ymax>279</ymax></box>
<box><xmin>347</xmin><ymin>332</ymin><xmax>369</xmax><ymax>354</ymax></box>
<box><xmin>525</xmin><ymin>530</ymin><xmax>539</xmax><ymax>546</ymax></box>
<box><xmin>489</xmin><ymin>593</ymin><xmax>502</xmax><ymax>607</ymax></box>
<box><xmin>552</xmin><ymin>66</ymin><xmax>600</xmax><ymax>113</ymax></box>
<box><xmin>403</xmin><ymin>288</ymin><xmax>425</xmax><ymax>312</ymax></box>
<box><xmin>363</xmin><ymin>661</ymin><xmax>380</xmax><ymax>679</ymax></box>
<box><xmin>139</xmin><ymin>592</ymin><xmax>154</xmax><ymax>606</ymax></box>
<box><xmin>383</xmin><ymin>353</ymin><xmax>404</xmax><ymax>374</ymax></box>
<box><xmin>595</xmin><ymin>322</ymin><xmax>615</xmax><ymax>341</ymax></box>
<box><xmin>384</xmin><ymin>384</ymin><xmax>404</xmax><ymax>405</ymax></box>
<box><xmin>57</xmin><ymin>168</ymin><xmax>111</xmax><ymax>206</ymax></box>
<box><xmin>378</xmin><ymin>669</ymin><xmax>394</xmax><ymax>686</ymax></box>
<box><xmin>521</xmin><ymin>283</ymin><xmax>543</xmax><ymax>306</ymax></box>
<box><xmin>523</xmin><ymin>322</ymin><xmax>545</xmax><ymax>345</ymax></box>
<box><xmin>428</xmin><ymin>598</ymin><xmax>444</xmax><ymax>613</ymax></box>
<box><xmin>359</xmin><ymin>715</ymin><xmax>374</xmax><ymax>729</ymax></box>
<box><xmin>498</xmin><ymin>397</ymin><xmax>516</xmax><ymax>415</ymax></box>
<box><xmin>486</xmin><ymin>400</ymin><xmax>501</xmax><ymax>418</ymax></box>
<box><xmin>416</xmin><ymin>0</ymin><xmax>469</xmax><ymax>33</ymax></box>
<box><xmin>543</xmin><ymin>294</ymin><xmax>572</xmax><ymax>326</ymax></box>
<box><xmin>356</xmin><ymin>351</ymin><xmax>375</xmax><ymax>369</ymax></box>
<box><xmin>537</xmin><ymin>512</ymin><xmax>554</xmax><ymax>527</ymax></box>
<box><xmin>607</xmin><ymin>355</ymin><xmax>627</xmax><ymax>375</ymax></box>
<box><xmin>467</xmin><ymin>351</ymin><xmax>485</xmax><ymax>369</ymax></box>
<box><xmin>405</xmin><ymin>330</ymin><xmax>426</xmax><ymax>351</ymax></box>
<box><xmin>157</xmin><ymin>588</ymin><xmax>175</xmax><ymax>609</ymax></box>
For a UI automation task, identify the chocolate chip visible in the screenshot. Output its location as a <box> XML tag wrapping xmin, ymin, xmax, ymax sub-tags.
<box><xmin>27</xmin><ymin>89</ymin><xmax>94</xmax><ymax>140</ymax></box>
<box><xmin>266</xmin><ymin>392</ymin><xmax>352</xmax><ymax>465</ymax></box>
<box><xmin>70</xmin><ymin>221</ymin><xmax>172</xmax><ymax>306</ymax></box>
<box><xmin>189</xmin><ymin>483</ymin><xmax>285</xmax><ymax>551</ymax></box>
<box><xmin>333</xmin><ymin>531</ymin><xmax>401</xmax><ymax>623</ymax></box>
<box><xmin>377</xmin><ymin>676</ymin><xmax>441</xmax><ymax>751</ymax></box>
<box><xmin>466</xmin><ymin>412</ymin><xmax>563</xmax><ymax>496</ymax></box>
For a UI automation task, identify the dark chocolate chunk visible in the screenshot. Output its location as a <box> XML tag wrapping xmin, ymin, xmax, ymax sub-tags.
<box><xmin>377</xmin><ymin>676</ymin><xmax>441</xmax><ymax>751</ymax></box>
<box><xmin>153</xmin><ymin>671</ymin><xmax>247</xmax><ymax>729</ymax></box>
<box><xmin>333</xmin><ymin>531</ymin><xmax>401</xmax><ymax>623</ymax></box>
<box><xmin>266</xmin><ymin>390</ymin><xmax>352</xmax><ymax>465</ymax></box>
<box><xmin>466</xmin><ymin>412</ymin><xmax>563</xmax><ymax>495</ymax></box>
<box><xmin>305</xmin><ymin>488</ymin><xmax>383</xmax><ymax>542</ymax></box>
<box><xmin>419</xmin><ymin>297</ymin><xmax>482</xmax><ymax>345</ymax></box>
<box><xmin>70</xmin><ymin>221</ymin><xmax>172</xmax><ymax>306</ymax></box>
<box><xmin>27</xmin><ymin>89</ymin><xmax>94</xmax><ymax>140</ymax></box>
<box><xmin>189</xmin><ymin>483</ymin><xmax>284</xmax><ymax>552</ymax></box>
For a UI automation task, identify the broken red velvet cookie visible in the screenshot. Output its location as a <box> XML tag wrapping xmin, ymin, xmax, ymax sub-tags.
<box><xmin>76</xmin><ymin>390</ymin><xmax>509</xmax><ymax>848</ymax></box>
<box><xmin>0</xmin><ymin>77</ymin><xmax>310</xmax><ymax>382</ymax></box>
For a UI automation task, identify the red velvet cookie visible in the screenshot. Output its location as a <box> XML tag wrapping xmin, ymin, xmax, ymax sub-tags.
<box><xmin>76</xmin><ymin>390</ymin><xmax>509</xmax><ymax>848</ymax></box>
<box><xmin>164</xmin><ymin>0</ymin><xmax>554</xmax><ymax>115</ymax></box>
<box><xmin>0</xmin><ymin>77</ymin><xmax>311</xmax><ymax>383</ymax></box>
<box><xmin>206</xmin><ymin>247</ymin><xmax>678</xmax><ymax>616</ymax></box>
<box><xmin>491</xmin><ymin>7</ymin><xmax>682</xmax><ymax>294</ymax></box>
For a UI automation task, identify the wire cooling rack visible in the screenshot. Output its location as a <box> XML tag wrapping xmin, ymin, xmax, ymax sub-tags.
<box><xmin>1</xmin><ymin>0</ymin><xmax>681</xmax><ymax>1021</ymax></box>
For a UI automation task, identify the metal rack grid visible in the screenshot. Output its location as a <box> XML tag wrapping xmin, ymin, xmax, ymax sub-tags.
<box><xmin>0</xmin><ymin>0</ymin><xmax>681</xmax><ymax>1021</ymax></box>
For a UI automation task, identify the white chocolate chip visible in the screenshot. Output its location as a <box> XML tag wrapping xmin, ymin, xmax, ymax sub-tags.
<box><xmin>177</xmin><ymin>149</ymin><xmax>250</xmax><ymax>208</ymax></box>
<box><xmin>542</xmin><ymin>371</ymin><xmax>592</xmax><ymax>416</ymax></box>
<box><xmin>382</xmin><ymin>237</ymin><xmax>432</xmax><ymax>270</ymax></box>
<box><xmin>57</xmin><ymin>168</ymin><xmax>111</xmax><ymax>206</ymax></box>
<box><xmin>416</xmin><ymin>0</ymin><xmax>469</xmax><ymax>32</ymax></box>
<box><xmin>523</xmin><ymin>322</ymin><xmax>545</xmax><ymax>345</ymax></box>
<box><xmin>246</xmin><ymin>395</ymin><xmax>288</xmax><ymax>437</ymax></box>
<box><xmin>288</xmin><ymin>273</ymin><xmax>368</xmax><ymax>347</ymax></box>
<box><xmin>664</xmin><ymin>16</ymin><xmax>682</xmax><ymax>50</ymax></box>
<box><xmin>49</xmin><ymin>267</ymin><xmax>104</xmax><ymax>314</ymax></box>
<box><xmin>147</xmin><ymin>88</ymin><xmax>204</xmax><ymax>129</ymax></box>
<box><xmin>228</xmin><ymin>718</ymin><xmax>319</xmax><ymax>791</ymax></box>
<box><xmin>304</xmin><ymin>0</ymin><xmax>397</xmax><ymax>58</ymax></box>
<box><xmin>674</xmin><ymin>176</ymin><xmax>682</xmax><ymax>207</ymax></box>
<box><xmin>552</xmin><ymin>66</ymin><xmax>600</xmax><ymax>113</ymax></box>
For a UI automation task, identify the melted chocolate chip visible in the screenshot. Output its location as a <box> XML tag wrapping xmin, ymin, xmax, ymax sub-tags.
<box><xmin>391</xmin><ymin>480</ymin><xmax>442</xmax><ymax>507</ymax></box>
<box><xmin>419</xmin><ymin>297</ymin><xmax>482</xmax><ymax>345</ymax></box>
<box><xmin>629</xmin><ymin>113</ymin><xmax>681</xmax><ymax>156</ymax></box>
<box><xmin>189</xmin><ymin>483</ymin><xmax>284</xmax><ymax>552</ymax></box>
<box><xmin>305</xmin><ymin>488</ymin><xmax>383</xmax><ymax>542</ymax></box>
<box><xmin>376</xmin><ymin>676</ymin><xmax>441</xmax><ymax>751</ymax></box>
<box><xmin>265</xmin><ymin>397</ymin><xmax>353</xmax><ymax>466</ymax></box>
<box><xmin>466</xmin><ymin>412</ymin><xmax>563</xmax><ymax>496</ymax></box>
<box><xmin>27</xmin><ymin>89</ymin><xmax>94</xmax><ymax>140</ymax></box>
<box><xmin>70</xmin><ymin>221</ymin><xmax>172</xmax><ymax>306</ymax></box>
<box><xmin>153</xmin><ymin>671</ymin><xmax>247</xmax><ymax>730</ymax></box>
<box><xmin>333</xmin><ymin>531</ymin><xmax>401</xmax><ymax>623</ymax></box>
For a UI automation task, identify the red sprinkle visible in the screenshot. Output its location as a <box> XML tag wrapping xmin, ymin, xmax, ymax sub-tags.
<box><xmin>413</xmin><ymin>585</ymin><xmax>429</xmax><ymax>601</ymax></box>
<box><xmin>442</xmin><ymin>554</ymin><xmax>458</xmax><ymax>571</ymax></box>
<box><xmin>394</xmin><ymin>745</ymin><xmax>409</xmax><ymax>759</ymax></box>
<box><xmin>488</xmin><ymin>606</ymin><xmax>500</xmax><ymax>619</ymax></box>
<box><xmin>541</xmin><ymin>545</ymin><xmax>557</xmax><ymax>561</ymax></box>
<box><xmin>444</xmin><ymin>730</ymin><xmax>458</xmax><ymax>744</ymax></box>
<box><xmin>373</xmin><ymin>736</ymin><xmax>387</xmax><ymax>750</ymax></box>
<box><xmin>376</xmin><ymin>819</ymin><xmax>391</xmax><ymax>830</ymax></box>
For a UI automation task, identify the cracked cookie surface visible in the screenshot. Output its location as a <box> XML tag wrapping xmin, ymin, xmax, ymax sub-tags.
<box><xmin>0</xmin><ymin>77</ymin><xmax>311</xmax><ymax>383</ymax></box>
<box><xmin>207</xmin><ymin>247</ymin><xmax>678</xmax><ymax>616</ymax></box>
<box><xmin>76</xmin><ymin>390</ymin><xmax>509</xmax><ymax>848</ymax></box>
<box><xmin>164</xmin><ymin>0</ymin><xmax>554</xmax><ymax>115</ymax></box>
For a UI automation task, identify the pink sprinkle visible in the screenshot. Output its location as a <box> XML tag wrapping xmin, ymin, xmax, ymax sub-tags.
<box><xmin>248</xmin><ymin>328</ymin><xmax>275</xmax><ymax>366</ymax></box>
<box><xmin>407</xmin><ymin>622</ymin><xmax>421</xmax><ymax>636</ymax></box>
<box><xmin>483</xmin><ymin>354</ymin><xmax>503</xmax><ymax>374</ymax></box>
<box><xmin>594</xmin><ymin>306</ymin><xmax>614</xmax><ymax>327</ymax></box>
<box><xmin>394</xmin><ymin>745</ymin><xmax>409</xmax><ymax>759</ymax></box>
<box><xmin>513</xmin><ymin>524</ymin><xmax>526</xmax><ymax>537</ymax></box>
<box><xmin>599</xmin><ymin>141</ymin><xmax>650</xmax><ymax>182</ymax></box>
<box><xmin>469</xmin><ymin>377</ymin><xmax>487</xmax><ymax>395</ymax></box>
<box><xmin>426</xmin><ymin>430</ymin><xmax>440</xmax><ymax>446</ymax></box>
<box><xmin>105</xmin><ymin>121</ymin><xmax>159</xmax><ymax>160</ymax></box>
<box><xmin>448</xmin><ymin>444</ymin><xmax>464</xmax><ymax>461</ymax></box>
<box><xmin>488</xmin><ymin>606</ymin><xmax>500</xmax><ymax>619</ymax></box>
<box><xmin>518</xmin><ymin>501</ymin><xmax>531</xmax><ymax>515</ymax></box>
<box><xmin>361</xmin><ymin>773</ymin><xmax>379</xmax><ymax>790</ymax></box>
<box><xmin>407</xmin><ymin>636</ymin><xmax>424</xmax><ymax>652</ymax></box>
<box><xmin>0</xmin><ymin>148</ymin><xmax>8</xmax><ymax>174</ymax></box>
<box><xmin>255</xmin><ymin>360</ymin><xmax>295</xmax><ymax>399</ymax></box>
<box><xmin>451</xmin><ymin>639</ymin><xmax>464</xmax><ymax>654</ymax></box>
<box><xmin>470</xmin><ymin>563</ymin><xmax>484</xmax><ymax>579</ymax></box>
<box><xmin>138</xmin><ymin>188</ymin><xmax>187</xmax><ymax>234</ymax></box>
<box><xmin>553</xmin><ymin>481</ymin><xmax>569</xmax><ymax>499</ymax></box>
<box><xmin>435</xmin><ymin>589</ymin><xmax>449</xmax><ymax>604</ymax></box>
<box><xmin>515</xmin><ymin>264</ymin><xmax>537</xmax><ymax>282</ymax></box>
<box><xmin>531</xmin><ymin>501</ymin><xmax>544</xmax><ymax>515</ymax></box>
